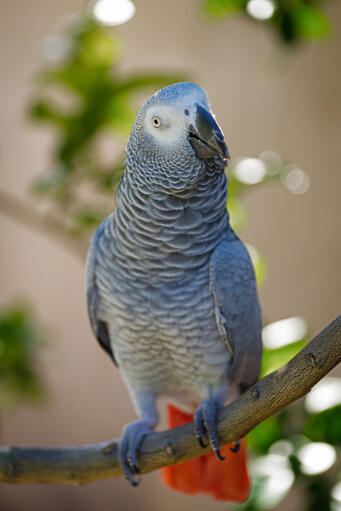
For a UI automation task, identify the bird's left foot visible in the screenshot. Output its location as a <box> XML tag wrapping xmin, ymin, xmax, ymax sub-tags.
<box><xmin>194</xmin><ymin>398</ymin><xmax>225</xmax><ymax>460</ymax></box>
<box><xmin>118</xmin><ymin>420</ymin><xmax>152</xmax><ymax>486</ymax></box>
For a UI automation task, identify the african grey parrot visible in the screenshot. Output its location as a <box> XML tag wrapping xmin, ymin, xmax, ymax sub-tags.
<box><xmin>86</xmin><ymin>82</ymin><xmax>262</xmax><ymax>500</ymax></box>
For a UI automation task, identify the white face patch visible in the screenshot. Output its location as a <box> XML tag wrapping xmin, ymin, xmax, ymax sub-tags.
<box><xmin>145</xmin><ymin>104</ymin><xmax>190</xmax><ymax>146</ymax></box>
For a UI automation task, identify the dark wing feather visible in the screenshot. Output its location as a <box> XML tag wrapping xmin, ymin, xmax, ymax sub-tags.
<box><xmin>209</xmin><ymin>230</ymin><xmax>262</xmax><ymax>389</ymax></box>
<box><xmin>86</xmin><ymin>218</ymin><xmax>117</xmax><ymax>366</ymax></box>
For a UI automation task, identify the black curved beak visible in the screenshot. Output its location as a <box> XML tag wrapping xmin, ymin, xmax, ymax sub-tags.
<box><xmin>188</xmin><ymin>103</ymin><xmax>229</xmax><ymax>160</ymax></box>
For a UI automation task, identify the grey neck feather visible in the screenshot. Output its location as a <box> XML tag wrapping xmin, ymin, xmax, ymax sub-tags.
<box><xmin>110</xmin><ymin>144</ymin><xmax>230</xmax><ymax>284</ymax></box>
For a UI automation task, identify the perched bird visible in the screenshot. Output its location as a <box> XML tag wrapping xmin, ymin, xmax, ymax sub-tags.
<box><xmin>86</xmin><ymin>82</ymin><xmax>262</xmax><ymax>501</ymax></box>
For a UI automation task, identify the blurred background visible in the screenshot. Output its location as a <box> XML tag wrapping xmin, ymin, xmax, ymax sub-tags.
<box><xmin>0</xmin><ymin>0</ymin><xmax>340</xmax><ymax>510</ymax></box>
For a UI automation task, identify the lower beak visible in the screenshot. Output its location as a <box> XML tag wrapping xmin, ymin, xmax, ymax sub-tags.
<box><xmin>188</xmin><ymin>103</ymin><xmax>229</xmax><ymax>160</ymax></box>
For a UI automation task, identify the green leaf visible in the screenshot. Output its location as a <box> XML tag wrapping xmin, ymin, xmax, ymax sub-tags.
<box><xmin>246</xmin><ymin>244</ymin><xmax>267</xmax><ymax>287</ymax></box>
<box><xmin>96</xmin><ymin>163</ymin><xmax>124</xmax><ymax>191</ymax></box>
<box><xmin>70</xmin><ymin>207</ymin><xmax>107</xmax><ymax>236</ymax></box>
<box><xmin>29</xmin><ymin>100</ymin><xmax>66</xmax><ymax>127</ymax></box>
<box><xmin>260</xmin><ymin>339</ymin><xmax>307</xmax><ymax>377</ymax></box>
<box><xmin>204</xmin><ymin>0</ymin><xmax>245</xmax><ymax>18</ymax></box>
<box><xmin>114</xmin><ymin>74</ymin><xmax>187</xmax><ymax>94</ymax></box>
<box><xmin>204</xmin><ymin>0</ymin><xmax>332</xmax><ymax>45</ymax></box>
<box><xmin>227</xmin><ymin>196</ymin><xmax>248</xmax><ymax>232</ymax></box>
<box><xmin>293</xmin><ymin>5</ymin><xmax>331</xmax><ymax>39</ymax></box>
<box><xmin>248</xmin><ymin>414</ymin><xmax>283</xmax><ymax>453</ymax></box>
<box><xmin>227</xmin><ymin>173</ymin><xmax>244</xmax><ymax>198</ymax></box>
<box><xmin>303</xmin><ymin>406</ymin><xmax>341</xmax><ymax>445</ymax></box>
<box><xmin>106</xmin><ymin>92</ymin><xmax>135</xmax><ymax>135</ymax></box>
<box><xmin>0</xmin><ymin>303</ymin><xmax>46</xmax><ymax>412</ymax></box>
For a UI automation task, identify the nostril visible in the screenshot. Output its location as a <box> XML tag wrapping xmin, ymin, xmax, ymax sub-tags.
<box><xmin>184</xmin><ymin>109</ymin><xmax>190</xmax><ymax>116</ymax></box>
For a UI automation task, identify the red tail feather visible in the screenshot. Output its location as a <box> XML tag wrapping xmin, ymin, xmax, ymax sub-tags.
<box><xmin>161</xmin><ymin>404</ymin><xmax>250</xmax><ymax>502</ymax></box>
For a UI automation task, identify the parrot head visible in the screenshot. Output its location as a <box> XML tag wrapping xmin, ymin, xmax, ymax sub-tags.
<box><xmin>125</xmin><ymin>82</ymin><xmax>229</xmax><ymax>194</ymax></box>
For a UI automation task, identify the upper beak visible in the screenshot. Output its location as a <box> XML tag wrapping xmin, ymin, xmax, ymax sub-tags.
<box><xmin>188</xmin><ymin>103</ymin><xmax>229</xmax><ymax>160</ymax></box>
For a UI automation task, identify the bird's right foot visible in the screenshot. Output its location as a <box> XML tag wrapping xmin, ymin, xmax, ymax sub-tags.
<box><xmin>194</xmin><ymin>397</ymin><xmax>225</xmax><ymax>460</ymax></box>
<box><xmin>118</xmin><ymin>420</ymin><xmax>152</xmax><ymax>486</ymax></box>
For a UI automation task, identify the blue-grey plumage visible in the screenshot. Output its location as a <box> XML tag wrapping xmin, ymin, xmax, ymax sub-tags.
<box><xmin>86</xmin><ymin>82</ymin><xmax>262</xmax><ymax>484</ymax></box>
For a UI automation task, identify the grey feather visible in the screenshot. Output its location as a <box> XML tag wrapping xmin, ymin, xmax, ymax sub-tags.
<box><xmin>86</xmin><ymin>216</ymin><xmax>117</xmax><ymax>365</ymax></box>
<box><xmin>209</xmin><ymin>231</ymin><xmax>263</xmax><ymax>389</ymax></box>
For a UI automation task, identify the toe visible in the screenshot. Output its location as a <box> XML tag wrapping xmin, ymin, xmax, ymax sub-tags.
<box><xmin>213</xmin><ymin>446</ymin><xmax>225</xmax><ymax>461</ymax></box>
<box><xmin>118</xmin><ymin>433</ymin><xmax>138</xmax><ymax>486</ymax></box>
<box><xmin>127</xmin><ymin>428</ymin><xmax>149</xmax><ymax>474</ymax></box>
<box><xmin>194</xmin><ymin>407</ymin><xmax>208</xmax><ymax>448</ymax></box>
<box><xmin>201</xmin><ymin>398</ymin><xmax>225</xmax><ymax>461</ymax></box>
<box><xmin>118</xmin><ymin>421</ymin><xmax>151</xmax><ymax>486</ymax></box>
<box><xmin>230</xmin><ymin>440</ymin><xmax>240</xmax><ymax>453</ymax></box>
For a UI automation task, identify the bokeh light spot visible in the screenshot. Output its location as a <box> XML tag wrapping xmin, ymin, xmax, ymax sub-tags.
<box><xmin>252</xmin><ymin>454</ymin><xmax>295</xmax><ymax>508</ymax></box>
<box><xmin>262</xmin><ymin>316</ymin><xmax>307</xmax><ymax>349</ymax></box>
<box><xmin>297</xmin><ymin>442</ymin><xmax>336</xmax><ymax>475</ymax></box>
<box><xmin>269</xmin><ymin>440</ymin><xmax>294</xmax><ymax>457</ymax></box>
<box><xmin>234</xmin><ymin>157</ymin><xmax>267</xmax><ymax>184</ymax></box>
<box><xmin>246</xmin><ymin>0</ymin><xmax>275</xmax><ymax>20</ymax></box>
<box><xmin>281</xmin><ymin>165</ymin><xmax>310</xmax><ymax>194</ymax></box>
<box><xmin>259</xmin><ymin>150</ymin><xmax>282</xmax><ymax>175</ymax></box>
<box><xmin>93</xmin><ymin>0</ymin><xmax>135</xmax><ymax>26</ymax></box>
<box><xmin>305</xmin><ymin>377</ymin><xmax>341</xmax><ymax>413</ymax></box>
<box><xmin>332</xmin><ymin>482</ymin><xmax>341</xmax><ymax>504</ymax></box>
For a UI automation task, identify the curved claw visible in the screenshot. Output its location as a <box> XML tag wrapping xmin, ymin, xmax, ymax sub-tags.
<box><xmin>195</xmin><ymin>398</ymin><xmax>224</xmax><ymax>461</ymax></box>
<box><xmin>118</xmin><ymin>420</ymin><xmax>151</xmax><ymax>486</ymax></box>
<box><xmin>198</xmin><ymin>436</ymin><xmax>208</xmax><ymax>449</ymax></box>
<box><xmin>230</xmin><ymin>440</ymin><xmax>240</xmax><ymax>453</ymax></box>
<box><xmin>213</xmin><ymin>446</ymin><xmax>225</xmax><ymax>461</ymax></box>
<box><xmin>130</xmin><ymin>463</ymin><xmax>140</xmax><ymax>474</ymax></box>
<box><xmin>121</xmin><ymin>453</ymin><xmax>140</xmax><ymax>486</ymax></box>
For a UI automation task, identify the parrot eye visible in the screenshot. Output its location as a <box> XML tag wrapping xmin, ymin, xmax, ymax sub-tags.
<box><xmin>152</xmin><ymin>116</ymin><xmax>162</xmax><ymax>128</ymax></box>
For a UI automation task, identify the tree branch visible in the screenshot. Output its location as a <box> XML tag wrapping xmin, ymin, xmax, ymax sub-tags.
<box><xmin>0</xmin><ymin>315</ymin><xmax>340</xmax><ymax>485</ymax></box>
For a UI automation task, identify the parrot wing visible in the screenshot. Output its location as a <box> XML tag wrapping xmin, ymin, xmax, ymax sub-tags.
<box><xmin>209</xmin><ymin>230</ymin><xmax>262</xmax><ymax>390</ymax></box>
<box><xmin>86</xmin><ymin>216</ymin><xmax>117</xmax><ymax>366</ymax></box>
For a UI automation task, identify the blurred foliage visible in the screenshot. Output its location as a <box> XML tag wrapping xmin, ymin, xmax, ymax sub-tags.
<box><xmin>1</xmin><ymin>8</ymin><xmax>338</xmax><ymax>510</ymax></box>
<box><xmin>203</xmin><ymin>0</ymin><xmax>332</xmax><ymax>44</ymax></box>
<box><xmin>260</xmin><ymin>338</ymin><xmax>306</xmax><ymax>376</ymax></box>
<box><xmin>28</xmin><ymin>15</ymin><xmax>312</xmax><ymax>242</ymax></box>
<box><xmin>29</xmin><ymin>17</ymin><xmax>184</xmax><ymax>236</ymax></box>
<box><xmin>241</xmin><ymin>327</ymin><xmax>341</xmax><ymax>511</ymax></box>
<box><xmin>0</xmin><ymin>303</ymin><xmax>45</xmax><ymax>413</ymax></box>
<box><xmin>303</xmin><ymin>406</ymin><xmax>341</xmax><ymax>445</ymax></box>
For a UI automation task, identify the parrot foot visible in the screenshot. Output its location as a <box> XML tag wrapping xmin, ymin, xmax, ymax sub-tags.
<box><xmin>118</xmin><ymin>420</ymin><xmax>151</xmax><ymax>486</ymax></box>
<box><xmin>230</xmin><ymin>440</ymin><xmax>240</xmax><ymax>453</ymax></box>
<box><xmin>194</xmin><ymin>398</ymin><xmax>225</xmax><ymax>461</ymax></box>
